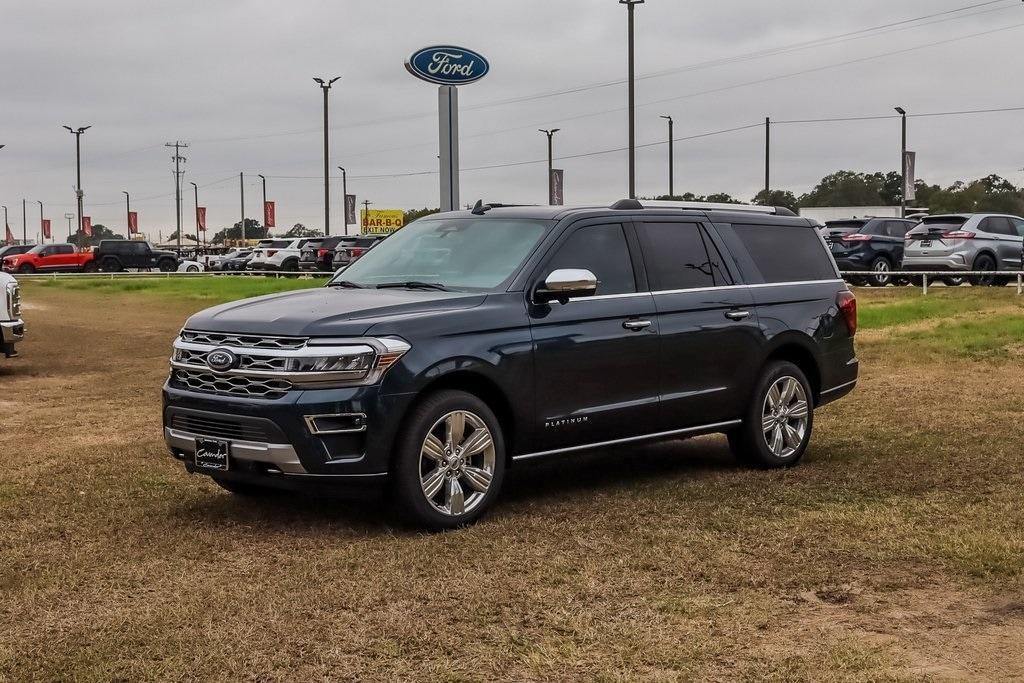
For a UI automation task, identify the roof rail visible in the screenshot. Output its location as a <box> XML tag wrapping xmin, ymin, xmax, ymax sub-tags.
<box><xmin>638</xmin><ymin>199</ymin><xmax>789</xmax><ymax>215</ymax></box>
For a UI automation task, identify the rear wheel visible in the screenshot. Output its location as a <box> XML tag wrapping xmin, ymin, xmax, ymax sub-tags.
<box><xmin>729</xmin><ymin>361</ymin><xmax>813</xmax><ymax>468</ymax></box>
<box><xmin>102</xmin><ymin>257</ymin><xmax>123</xmax><ymax>272</ymax></box>
<box><xmin>866</xmin><ymin>257</ymin><xmax>892</xmax><ymax>287</ymax></box>
<box><xmin>185</xmin><ymin>264</ymin><xmax>200</xmax><ymax>273</ymax></box>
<box><xmin>281</xmin><ymin>259</ymin><xmax>299</xmax><ymax>277</ymax></box>
<box><xmin>970</xmin><ymin>254</ymin><xmax>997</xmax><ymax>286</ymax></box>
<box><xmin>157</xmin><ymin>258</ymin><xmax>177</xmax><ymax>272</ymax></box>
<box><xmin>391</xmin><ymin>390</ymin><xmax>505</xmax><ymax>530</ymax></box>
<box><xmin>82</xmin><ymin>261</ymin><xmax>98</xmax><ymax>273</ymax></box>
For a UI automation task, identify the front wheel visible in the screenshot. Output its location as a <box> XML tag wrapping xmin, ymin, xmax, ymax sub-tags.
<box><xmin>867</xmin><ymin>257</ymin><xmax>892</xmax><ymax>287</ymax></box>
<box><xmin>17</xmin><ymin>264</ymin><xmax>35</xmax><ymax>274</ymax></box>
<box><xmin>82</xmin><ymin>261</ymin><xmax>98</xmax><ymax>273</ymax></box>
<box><xmin>729</xmin><ymin>361</ymin><xmax>814</xmax><ymax>468</ymax></box>
<box><xmin>186</xmin><ymin>264</ymin><xmax>200</xmax><ymax>273</ymax></box>
<box><xmin>158</xmin><ymin>258</ymin><xmax>177</xmax><ymax>272</ymax></box>
<box><xmin>391</xmin><ymin>390</ymin><xmax>506</xmax><ymax>530</ymax></box>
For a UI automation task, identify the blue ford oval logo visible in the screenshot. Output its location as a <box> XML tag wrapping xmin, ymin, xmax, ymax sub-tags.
<box><xmin>405</xmin><ymin>45</ymin><xmax>489</xmax><ymax>86</ymax></box>
<box><xmin>206</xmin><ymin>348</ymin><xmax>238</xmax><ymax>373</ymax></box>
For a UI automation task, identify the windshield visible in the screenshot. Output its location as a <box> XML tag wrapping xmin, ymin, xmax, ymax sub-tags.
<box><xmin>908</xmin><ymin>217</ymin><xmax>967</xmax><ymax>234</ymax></box>
<box><xmin>331</xmin><ymin>217</ymin><xmax>552</xmax><ymax>290</ymax></box>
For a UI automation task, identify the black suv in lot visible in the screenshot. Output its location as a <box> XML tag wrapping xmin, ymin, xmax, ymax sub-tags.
<box><xmin>96</xmin><ymin>240</ymin><xmax>179</xmax><ymax>272</ymax></box>
<box><xmin>163</xmin><ymin>200</ymin><xmax>858</xmax><ymax>529</ymax></box>
<box><xmin>823</xmin><ymin>217</ymin><xmax>917</xmax><ymax>287</ymax></box>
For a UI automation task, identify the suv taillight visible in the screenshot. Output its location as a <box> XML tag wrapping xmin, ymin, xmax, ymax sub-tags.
<box><xmin>842</xmin><ymin>233</ymin><xmax>872</xmax><ymax>242</ymax></box>
<box><xmin>836</xmin><ymin>290</ymin><xmax>857</xmax><ymax>337</ymax></box>
<box><xmin>318</xmin><ymin>248</ymin><xmax>330</xmax><ymax>258</ymax></box>
<box><xmin>943</xmin><ymin>230</ymin><xmax>976</xmax><ymax>239</ymax></box>
<box><xmin>350</xmin><ymin>247</ymin><xmax>365</xmax><ymax>257</ymax></box>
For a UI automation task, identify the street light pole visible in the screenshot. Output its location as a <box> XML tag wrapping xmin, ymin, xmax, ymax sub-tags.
<box><xmin>338</xmin><ymin>166</ymin><xmax>349</xmax><ymax>235</ymax></box>
<box><xmin>660</xmin><ymin>115</ymin><xmax>674</xmax><ymax>197</ymax></box>
<box><xmin>62</xmin><ymin>125</ymin><xmax>90</xmax><ymax>238</ymax></box>
<box><xmin>764</xmin><ymin>117</ymin><xmax>771</xmax><ymax>203</ymax></box>
<box><xmin>239</xmin><ymin>172</ymin><xmax>245</xmax><ymax>243</ymax></box>
<box><xmin>314</xmin><ymin>76</ymin><xmax>341</xmax><ymax>236</ymax></box>
<box><xmin>36</xmin><ymin>201</ymin><xmax>43</xmax><ymax>243</ymax></box>
<box><xmin>122</xmin><ymin>191</ymin><xmax>130</xmax><ymax>238</ymax></box>
<box><xmin>895</xmin><ymin>106</ymin><xmax>907</xmax><ymax>218</ymax></box>
<box><xmin>620</xmin><ymin>0</ymin><xmax>643</xmax><ymax>199</ymax></box>
<box><xmin>257</xmin><ymin>174</ymin><xmax>267</xmax><ymax>235</ymax></box>
<box><xmin>539</xmin><ymin>129</ymin><xmax>560</xmax><ymax>204</ymax></box>
<box><xmin>21</xmin><ymin>199</ymin><xmax>26</xmax><ymax>245</ymax></box>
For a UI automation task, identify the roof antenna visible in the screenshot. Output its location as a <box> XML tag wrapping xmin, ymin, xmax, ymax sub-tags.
<box><xmin>471</xmin><ymin>199</ymin><xmax>491</xmax><ymax>215</ymax></box>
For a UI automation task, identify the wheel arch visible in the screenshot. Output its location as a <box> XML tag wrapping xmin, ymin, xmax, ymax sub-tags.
<box><xmin>972</xmin><ymin>249</ymin><xmax>999</xmax><ymax>268</ymax></box>
<box><xmin>761</xmin><ymin>334</ymin><xmax>823</xmax><ymax>404</ymax></box>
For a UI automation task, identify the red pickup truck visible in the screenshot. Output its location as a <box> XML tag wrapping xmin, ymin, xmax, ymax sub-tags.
<box><xmin>1</xmin><ymin>243</ymin><xmax>97</xmax><ymax>274</ymax></box>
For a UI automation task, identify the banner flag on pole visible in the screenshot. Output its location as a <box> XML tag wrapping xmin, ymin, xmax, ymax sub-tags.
<box><xmin>41</xmin><ymin>219</ymin><xmax>51</xmax><ymax>240</ymax></box>
<box><xmin>904</xmin><ymin>151</ymin><xmax>917</xmax><ymax>201</ymax></box>
<box><xmin>82</xmin><ymin>216</ymin><xmax>92</xmax><ymax>237</ymax></box>
<box><xmin>128</xmin><ymin>211</ymin><xmax>139</xmax><ymax>234</ymax></box>
<box><xmin>551</xmin><ymin>169</ymin><xmax>564</xmax><ymax>206</ymax></box>
<box><xmin>345</xmin><ymin>195</ymin><xmax>357</xmax><ymax>226</ymax></box>
<box><xmin>4</xmin><ymin>224</ymin><xmax>13</xmax><ymax>245</ymax></box>
<box><xmin>264</xmin><ymin>201</ymin><xmax>275</xmax><ymax>228</ymax></box>
<box><xmin>196</xmin><ymin>207</ymin><xmax>206</xmax><ymax>231</ymax></box>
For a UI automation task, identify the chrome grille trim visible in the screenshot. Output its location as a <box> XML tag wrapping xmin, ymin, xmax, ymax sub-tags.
<box><xmin>180</xmin><ymin>330</ymin><xmax>307</xmax><ymax>350</ymax></box>
<box><xmin>170</xmin><ymin>368</ymin><xmax>291</xmax><ymax>399</ymax></box>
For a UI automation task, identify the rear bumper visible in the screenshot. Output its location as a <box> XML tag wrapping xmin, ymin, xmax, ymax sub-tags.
<box><xmin>0</xmin><ymin>318</ymin><xmax>24</xmax><ymax>357</ymax></box>
<box><xmin>900</xmin><ymin>254</ymin><xmax>969</xmax><ymax>271</ymax></box>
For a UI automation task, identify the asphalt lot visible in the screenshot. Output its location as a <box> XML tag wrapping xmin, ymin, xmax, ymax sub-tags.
<box><xmin>2</xmin><ymin>281</ymin><xmax>1024</xmax><ymax>680</ymax></box>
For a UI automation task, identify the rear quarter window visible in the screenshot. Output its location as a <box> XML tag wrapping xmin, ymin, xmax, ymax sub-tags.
<box><xmin>727</xmin><ymin>224</ymin><xmax>836</xmax><ymax>283</ymax></box>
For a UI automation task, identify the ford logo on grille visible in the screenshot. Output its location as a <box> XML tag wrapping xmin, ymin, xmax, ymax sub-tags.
<box><xmin>206</xmin><ymin>348</ymin><xmax>238</xmax><ymax>373</ymax></box>
<box><xmin>405</xmin><ymin>45</ymin><xmax>489</xmax><ymax>86</ymax></box>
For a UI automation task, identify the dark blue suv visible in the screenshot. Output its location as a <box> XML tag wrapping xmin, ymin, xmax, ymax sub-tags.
<box><xmin>163</xmin><ymin>200</ymin><xmax>858</xmax><ymax>529</ymax></box>
<box><xmin>823</xmin><ymin>217</ymin><xmax>917</xmax><ymax>287</ymax></box>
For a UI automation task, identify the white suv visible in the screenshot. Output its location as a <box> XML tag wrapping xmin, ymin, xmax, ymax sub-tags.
<box><xmin>246</xmin><ymin>238</ymin><xmax>313</xmax><ymax>273</ymax></box>
<box><xmin>0</xmin><ymin>272</ymin><xmax>24</xmax><ymax>358</ymax></box>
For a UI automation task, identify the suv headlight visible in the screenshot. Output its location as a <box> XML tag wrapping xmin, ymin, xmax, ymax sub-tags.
<box><xmin>301</xmin><ymin>337</ymin><xmax>410</xmax><ymax>386</ymax></box>
<box><xmin>6</xmin><ymin>282</ymin><xmax>20</xmax><ymax>319</ymax></box>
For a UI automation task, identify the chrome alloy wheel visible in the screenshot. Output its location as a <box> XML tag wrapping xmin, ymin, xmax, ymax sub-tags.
<box><xmin>761</xmin><ymin>376</ymin><xmax>809</xmax><ymax>458</ymax></box>
<box><xmin>872</xmin><ymin>259</ymin><xmax>890</xmax><ymax>284</ymax></box>
<box><xmin>419</xmin><ymin>410</ymin><xmax>496</xmax><ymax>516</ymax></box>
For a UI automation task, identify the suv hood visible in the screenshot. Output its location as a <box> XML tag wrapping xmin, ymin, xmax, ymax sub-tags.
<box><xmin>185</xmin><ymin>286</ymin><xmax>486</xmax><ymax>337</ymax></box>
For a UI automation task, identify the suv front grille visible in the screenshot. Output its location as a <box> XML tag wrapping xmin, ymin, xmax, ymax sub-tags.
<box><xmin>175</xmin><ymin>347</ymin><xmax>288</xmax><ymax>372</ymax></box>
<box><xmin>179</xmin><ymin>330</ymin><xmax>307</xmax><ymax>350</ymax></box>
<box><xmin>170</xmin><ymin>368</ymin><xmax>291</xmax><ymax>399</ymax></box>
<box><xmin>169</xmin><ymin>413</ymin><xmax>273</xmax><ymax>442</ymax></box>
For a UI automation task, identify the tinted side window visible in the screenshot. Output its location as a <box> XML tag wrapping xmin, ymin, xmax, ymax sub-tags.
<box><xmin>546</xmin><ymin>223</ymin><xmax>635</xmax><ymax>296</ymax></box>
<box><xmin>984</xmin><ymin>217</ymin><xmax>1014</xmax><ymax>236</ymax></box>
<box><xmin>58</xmin><ymin>245</ymin><xmax>75</xmax><ymax>255</ymax></box>
<box><xmin>1013</xmin><ymin>218</ymin><xmax>1024</xmax><ymax>237</ymax></box>
<box><xmin>731</xmin><ymin>224</ymin><xmax>835</xmax><ymax>283</ymax></box>
<box><xmin>862</xmin><ymin>220</ymin><xmax>887</xmax><ymax>236</ymax></box>
<box><xmin>638</xmin><ymin>222</ymin><xmax>718</xmax><ymax>290</ymax></box>
<box><xmin>886</xmin><ymin>221</ymin><xmax>910</xmax><ymax>238</ymax></box>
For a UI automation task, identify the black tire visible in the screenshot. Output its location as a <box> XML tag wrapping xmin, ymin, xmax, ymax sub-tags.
<box><xmin>102</xmin><ymin>257</ymin><xmax>123</xmax><ymax>272</ymax></box>
<box><xmin>942</xmin><ymin>276</ymin><xmax>964</xmax><ymax>287</ymax></box>
<box><xmin>909</xmin><ymin>275</ymin><xmax>924</xmax><ymax>287</ymax></box>
<box><xmin>892</xmin><ymin>275</ymin><xmax>911</xmax><ymax>286</ymax></box>
<box><xmin>281</xmin><ymin>259</ymin><xmax>299</xmax><ymax>278</ymax></box>
<box><xmin>866</xmin><ymin>256</ymin><xmax>892</xmax><ymax>287</ymax></box>
<box><xmin>186</xmin><ymin>265</ymin><xmax>200</xmax><ymax>273</ymax></box>
<box><xmin>970</xmin><ymin>254</ymin><xmax>997</xmax><ymax>287</ymax></box>
<box><xmin>391</xmin><ymin>390</ymin><xmax>506</xmax><ymax>530</ymax></box>
<box><xmin>212</xmin><ymin>477</ymin><xmax>280</xmax><ymax>497</ymax></box>
<box><xmin>157</xmin><ymin>258</ymin><xmax>177</xmax><ymax>273</ymax></box>
<box><xmin>82</xmin><ymin>261</ymin><xmax>98</xmax><ymax>273</ymax></box>
<box><xmin>728</xmin><ymin>361</ymin><xmax>814</xmax><ymax>469</ymax></box>
<box><xmin>17</xmin><ymin>264</ymin><xmax>35</xmax><ymax>274</ymax></box>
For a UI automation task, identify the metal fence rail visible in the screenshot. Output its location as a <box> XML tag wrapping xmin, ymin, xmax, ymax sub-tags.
<box><xmin>9</xmin><ymin>269</ymin><xmax>1024</xmax><ymax>295</ymax></box>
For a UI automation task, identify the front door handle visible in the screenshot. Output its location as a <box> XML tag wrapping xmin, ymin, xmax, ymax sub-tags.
<box><xmin>623</xmin><ymin>319</ymin><xmax>652</xmax><ymax>331</ymax></box>
<box><xmin>725</xmin><ymin>310</ymin><xmax>750</xmax><ymax>321</ymax></box>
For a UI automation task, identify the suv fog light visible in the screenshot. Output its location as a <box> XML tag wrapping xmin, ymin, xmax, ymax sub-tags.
<box><xmin>304</xmin><ymin>413</ymin><xmax>367</xmax><ymax>434</ymax></box>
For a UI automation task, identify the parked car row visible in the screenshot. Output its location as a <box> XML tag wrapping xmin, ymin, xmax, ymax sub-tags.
<box><xmin>824</xmin><ymin>213</ymin><xmax>1024</xmax><ymax>286</ymax></box>
<box><xmin>195</xmin><ymin>235</ymin><xmax>388</xmax><ymax>274</ymax></box>
<box><xmin>1</xmin><ymin>240</ymin><xmax>180</xmax><ymax>274</ymax></box>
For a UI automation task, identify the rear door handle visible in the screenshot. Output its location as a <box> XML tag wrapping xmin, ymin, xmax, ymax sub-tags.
<box><xmin>623</xmin><ymin>319</ymin><xmax>652</xmax><ymax>331</ymax></box>
<box><xmin>725</xmin><ymin>310</ymin><xmax>750</xmax><ymax>321</ymax></box>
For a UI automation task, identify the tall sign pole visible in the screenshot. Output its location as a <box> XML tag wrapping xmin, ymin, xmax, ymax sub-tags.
<box><xmin>895</xmin><ymin>106</ymin><xmax>907</xmax><ymax>218</ymax></box>
<box><xmin>314</xmin><ymin>77</ymin><xmax>340</xmax><ymax>235</ymax></box>
<box><xmin>406</xmin><ymin>45</ymin><xmax>489</xmax><ymax>212</ymax></box>
<box><xmin>621</xmin><ymin>0</ymin><xmax>643</xmax><ymax>199</ymax></box>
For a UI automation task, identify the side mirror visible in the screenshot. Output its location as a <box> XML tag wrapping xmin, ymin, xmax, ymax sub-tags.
<box><xmin>534</xmin><ymin>268</ymin><xmax>598</xmax><ymax>304</ymax></box>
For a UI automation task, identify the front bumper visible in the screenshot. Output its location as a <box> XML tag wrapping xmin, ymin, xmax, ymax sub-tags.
<box><xmin>162</xmin><ymin>381</ymin><xmax>416</xmax><ymax>481</ymax></box>
<box><xmin>1</xmin><ymin>318</ymin><xmax>24</xmax><ymax>357</ymax></box>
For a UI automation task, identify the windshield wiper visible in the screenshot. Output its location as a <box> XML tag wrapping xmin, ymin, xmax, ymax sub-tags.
<box><xmin>326</xmin><ymin>279</ymin><xmax>365</xmax><ymax>289</ymax></box>
<box><xmin>375</xmin><ymin>281</ymin><xmax>450</xmax><ymax>291</ymax></box>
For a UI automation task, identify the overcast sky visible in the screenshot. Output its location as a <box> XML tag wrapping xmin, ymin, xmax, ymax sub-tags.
<box><xmin>2</xmin><ymin>0</ymin><xmax>1023</xmax><ymax>240</ymax></box>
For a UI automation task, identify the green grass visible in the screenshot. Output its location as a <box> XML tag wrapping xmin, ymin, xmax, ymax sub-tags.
<box><xmin>858</xmin><ymin>295</ymin><xmax>986</xmax><ymax>330</ymax></box>
<box><xmin>894</xmin><ymin>313</ymin><xmax>1024</xmax><ymax>361</ymax></box>
<box><xmin>26</xmin><ymin>276</ymin><xmax>324</xmax><ymax>304</ymax></box>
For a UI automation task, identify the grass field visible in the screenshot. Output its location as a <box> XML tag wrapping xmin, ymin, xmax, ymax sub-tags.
<box><xmin>2</xmin><ymin>281</ymin><xmax>1024</xmax><ymax>680</ymax></box>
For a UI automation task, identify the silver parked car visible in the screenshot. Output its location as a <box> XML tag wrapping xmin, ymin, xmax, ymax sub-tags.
<box><xmin>902</xmin><ymin>213</ymin><xmax>1024</xmax><ymax>286</ymax></box>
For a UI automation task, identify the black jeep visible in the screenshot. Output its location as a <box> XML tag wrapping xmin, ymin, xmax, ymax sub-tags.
<box><xmin>95</xmin><ymin>240</ymin><xmax>179</xmax><ymax>272</ymax></box>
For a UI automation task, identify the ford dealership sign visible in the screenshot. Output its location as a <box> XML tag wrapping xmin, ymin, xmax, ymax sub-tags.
<box><xmin>405</xmin><ymin>46</ymin><xmax>489</xmax><ymax>86</ymax></box>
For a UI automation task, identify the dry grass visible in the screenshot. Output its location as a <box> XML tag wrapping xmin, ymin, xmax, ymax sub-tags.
<box><xmin>2</xmin><ymin>283</ymin><xmax>1024</xmax><ymax>681</ymax></box>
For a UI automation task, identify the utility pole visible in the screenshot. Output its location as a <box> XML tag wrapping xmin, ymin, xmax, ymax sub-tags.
<box><xmin>338</xmin><ymin>166</ymin><xmax>349</xmax><ymax>235</ymax></box>
<box><xmin>239</xmin><ymin>173</ymin><xmax>246</xmax><ymax>244</ymax></box>
<box><xmin>22</xmin><ymin>199</ymin><xmax>26</xmax><ymax>244</ymax></box>
<box><xmin>539</xmin><ymin>129</ymin><xmax>560</xmax><ymax>204</ymax></box>
<box><xmin>165</xmin><ymin>141</ymin><xmax>188</xmax><ymax>252</ymax></box>
<box><xmin>257</xmin><ymin>174</ymin><xmax>267</xmax><ymax>235</ymax></box>
<box><xmin>122</xmin><ymin>191</ymin><xmax>130</xmax><ymax>237</ymax></box>
<box><xmin>660</xmin><ymin>115</ymin><xmax>674</xmax><ymax>197</ymax></box>
<box><xmin>314</xmin><ymin>76</ymin><xmax>341</xmax><ymax>235</ymax></box>
<box><xmin>190</xmin><ymin>182</ymin><xmax>201</xmax><ymax>249</ymax></box>
<box><xmin>895</xmin><ymin>106</ymin><xmax>907</xmax><ymax>218</ymax></box>
<box><xmin>62</xmin><ymin>125</ymin><xmax>90</xmax><ymax>238</ymax></box>
<box><xmin>620</xmin><ymin>0</ymin><xmax>644</xmax><ymax>199</ymax></box>
<box><xmin>764</xmin><ymin>117</ymin><xmax>771</xmax><ymax>203</ymax></box>
<box><xmin>36</xmin><ymin>201</ymin><xmax>43</xmax><ymax>243</ymax></box>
